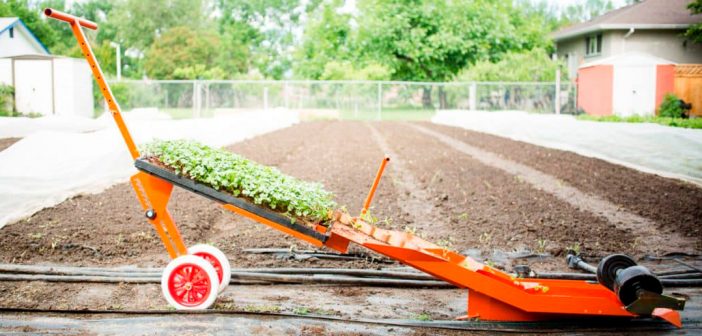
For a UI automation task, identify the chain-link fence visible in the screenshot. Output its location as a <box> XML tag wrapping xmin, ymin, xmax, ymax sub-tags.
<box><xmin>101</xmin><ymin>80</ymin><xmax>576</xmax><ymax>119</ymax></box>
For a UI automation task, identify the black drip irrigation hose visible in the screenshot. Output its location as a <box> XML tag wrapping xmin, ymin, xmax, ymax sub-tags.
<box><xmin>0</xmin><ymin>264</ymin><xmax>450</xmax><ymax>288</ymax></box>
<box><xmin>0</xmin><ymin>264</ymin><xmax>434</xmax><ymax>280</ymax></box>
<box><xmin>0</xmin><ymin>307</ymin><xmax>688</xmax><ymax>333</ymax></box>
<box><xmin>0</xmin><ymin>262</ymin><xmax>700</xmax><ymax>288</ymax></box>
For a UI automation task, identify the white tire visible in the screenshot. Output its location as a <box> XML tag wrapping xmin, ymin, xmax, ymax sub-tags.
<box><xmin>161</xmin><ymin>255</ymin><xmax>219</xmax><ymax>310</ymax></box>
<box><xmin>188</xmin><ymin>244</ymin><xmax>231</xmax><ymax>293</ymax></box>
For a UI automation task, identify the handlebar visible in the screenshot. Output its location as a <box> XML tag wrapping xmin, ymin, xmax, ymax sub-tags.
<box><xmin>44</xmin><ymin>8</ymin><xmax>98</xmax><ymax>30</ymax></box>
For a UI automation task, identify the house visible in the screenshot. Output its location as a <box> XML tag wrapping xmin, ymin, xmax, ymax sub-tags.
<box><xmin>553</xmin><ymin>0</ymin><xmax>702</xmax><ymax>80</ymax></box>
<box><xmin>0</xmin><ymin>18</ymin><xmax>94</xmax><ymax>117</ymax></box>
<box><xmin>0</xmin><ymin>17</ymin><xmax>50</xmax><ymax>57</ymax></box>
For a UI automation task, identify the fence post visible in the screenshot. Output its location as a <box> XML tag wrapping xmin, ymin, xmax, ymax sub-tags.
<box><xmin>555</xmin><ymin>69</ymin><xmax>561</xmax><ymax>115</ymax></box>
<box><xmin>192</xmin><ymin>81</ymin><xmax>197</xmax><ymax>118</ymax></box>
<box><xmin>205</xmin><ymin>82</ymin><xmax>209</xmax><ymax>116</ymax></box>
<box><xmin>263</xmin><ymin>86</ymin><xmax>269</xmax><ymax>111</ymax></box>
<box><xmin>377</xmin><ymin>82</ymin><xmax>382</xmax><ymax>120</ymax></box>
<box><xmin>283</xmin><ymin>81</ymin><xmax>289</xmax><ymax>109</ymax></box>
<box><xmin>469</xmin><ymin>83</ymin><xmax>477</xmax><ymax>111</ymax></box>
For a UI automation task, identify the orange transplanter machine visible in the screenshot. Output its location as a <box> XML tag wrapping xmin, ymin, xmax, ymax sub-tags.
<box><xmin>44</xmin><ymin>8</ymin><xmax>686</xmax><ymax>327</ymax></box>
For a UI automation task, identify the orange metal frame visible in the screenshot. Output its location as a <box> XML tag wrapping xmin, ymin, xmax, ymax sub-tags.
<box><xmin>45</xmin><ymin>9</ymin><xmax>682</xmax><ymax>328</ymax></box>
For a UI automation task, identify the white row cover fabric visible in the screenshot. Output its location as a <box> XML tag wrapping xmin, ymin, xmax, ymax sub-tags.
<box><xmin>433</xmin><ymin>110</ymin><xmax>702</xmax><ymax>186</ymax></box>
<box><xmin>0</xmin><ymin>109</ymin><xmax>298</xmax><ymax>228</ymax></box>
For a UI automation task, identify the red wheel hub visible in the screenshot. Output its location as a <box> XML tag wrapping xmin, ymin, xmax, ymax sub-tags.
<box><xmin>194</xmin><ymin>252</ymin><xmax>223</xmax><ymax>283</ymax></box>
<box><xmin>168</xmin><ymin>263</ymin><xmax>212</xmax><ymax>307</ymax></box>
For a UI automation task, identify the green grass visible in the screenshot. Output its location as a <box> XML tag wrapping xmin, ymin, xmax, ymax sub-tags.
<box><xmin>0</xmin><ymin>111</ymin><xmax>42</xmax><ymax>118</ymax></box>
<box><xmin>577</xmin><ymin>114</ymin><xmax>702</xmax><ymax>129</ymax></box>
<box><xmin>340</xmin><ymin>107</ymin><xmax>436</xmax><ymax>121</ymax></box>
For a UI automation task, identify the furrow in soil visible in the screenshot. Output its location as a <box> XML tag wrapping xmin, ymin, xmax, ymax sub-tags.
<box><xmin>407</xmin><ymin>122</ymin><xmax>696</xmax><ymax>255</ymax></box>
<box><xmin>365</xmin><ymin>123</ymin><xmax>440</xmax><ymax>232</ymax></box>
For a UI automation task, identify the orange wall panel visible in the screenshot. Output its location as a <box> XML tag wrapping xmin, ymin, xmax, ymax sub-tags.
<box><xmin>655</xmin><ymin>64</ymin><xmax>675</xmax><ymax>112</ymax></box>
<box><xmin>577</xmin><ymin>65</ymin><xmax>613</xmax><ymax>116</ymax></box>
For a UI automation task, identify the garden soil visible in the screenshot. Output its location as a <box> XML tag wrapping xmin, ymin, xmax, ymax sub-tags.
<box><xmin>0</xmin><ymin>121</ymin><xmax>700</xmax><ymax>329</ymax></box>
<box><xmin>0</xmin><ymin>138</ymin><xmax>20</xmax><ymax>152</ymax></box>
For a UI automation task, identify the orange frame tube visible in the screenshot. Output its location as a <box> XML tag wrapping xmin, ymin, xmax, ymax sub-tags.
<box><xmin>361</xmin><ymin>156</ymin><xmax>389</xmax><ymax>215</ymax></box>
<box><xmin>44</xmin><ymin>8</ymin><xmax>139</xmax><ymax>160</ymax></box>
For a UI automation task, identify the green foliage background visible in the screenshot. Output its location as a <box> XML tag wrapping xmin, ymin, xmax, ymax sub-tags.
<box><xmin>687</xmin><ymin>0</ymin><xmax>702</xmax><ymax>44</ymax></box>
<box><xmin>0</xmin><ymin>0</ymin><xmax>655</xmax><ymax>83</ymax></box>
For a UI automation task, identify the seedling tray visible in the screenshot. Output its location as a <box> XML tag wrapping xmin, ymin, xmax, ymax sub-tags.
<box><xmin>134</xmin><ymin>159</ymin><xmax>328</xmax><ymax>243</ymax></box>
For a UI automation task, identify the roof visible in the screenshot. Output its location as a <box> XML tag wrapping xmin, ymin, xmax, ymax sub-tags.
<box><xmin>0</xmin><ymin>17</ymin><xmax>50</xmax><ymax>54</ymax></box>
<box><xmin>580</xmin><ymin>52</ymin><xmax>676</xmax><ymax>69</ymax></box>
<box><xmin>1</xmin><ymin>54</ymin><xmax>67</xmax><ymax>60</ymax></box>
<box><xmin>553</xmin><ymin>0</ymin><xmax>702</xmax><ymax>41</ymax></box>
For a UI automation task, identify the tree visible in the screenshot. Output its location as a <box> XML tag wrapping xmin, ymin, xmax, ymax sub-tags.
<box><xmin>110</xmin><ymin>0</ymin><xmax>210</xmax><ymax>53</ymax></box>
<box><xmin>144</xmin><ymin>26</ymin><xmax>225</xmax><ymax>79</ymax></box>
<box><xmin>293</xmin><ymin>0</ymin><xmax>353</xmax><ymax>79</ymax></box>
<box><xmin>216</xmin><ymin>0</ymin><xmax>322</xmax><ymax>78</ymax></box>
<box><xmin>355</xmin><ymin>0</ymin><xmax>544</xmax><ymax>107</ymax></box>
<box><xmin>320</xmin><ymin>61</ymin><xmax>390</xmax><ymax>80</ymax></box>
<box><xmin>458</xmin><ymin>48</ymin><xmax>564</xmax><ymax>82</ymax></box>
<box><xmin>686</xmin><ymin>0</ymin><xmax>702</xmax><ymax>44</ymax></box>
<box><xmin>560</xmin><ymin>0</ymin><xmax>615</xmax><ymax>24</ymax></box>
<box><xmin>0</xmin><ymin>0</ymin><xmax>62</xmax><ymax>51</ymax></box>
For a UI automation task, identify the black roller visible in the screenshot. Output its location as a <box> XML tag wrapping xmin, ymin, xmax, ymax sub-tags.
<box><xmin>597</xmin><ymin>254</ymin><xmax>636</xmax><ymax>290</ymax></box>
<box><xmin>614</xmin><ymin>265</ymin><xmax>663</xmax><ymax>306</ymax></box>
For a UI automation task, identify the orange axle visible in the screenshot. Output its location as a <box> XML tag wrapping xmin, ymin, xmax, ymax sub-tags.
<box><xmin>45</xmin><ymin>8</ymin><xmax>684</xmax><ymax>328</ymax></box>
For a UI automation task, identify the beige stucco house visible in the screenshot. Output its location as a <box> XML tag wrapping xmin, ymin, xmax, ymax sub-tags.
<box><xmin>554</xmin><ymin>0</ymin><xmax>702</xmax><ymax>80</ymax></box>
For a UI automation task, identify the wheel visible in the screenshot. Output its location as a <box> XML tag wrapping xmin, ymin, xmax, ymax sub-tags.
<box><xmin>614</xmin><ymin>265</ymin><xmax>663</xmax><ymax>306</ymax></box>
<box><xmin>596</xmin><ymin>254</ymin><xmax>636</xmax><ymax>291</ymax></box>
<box><xmin>161</xmin><ymin>255</ymin><xmax>219</xmax><ymax>310</ymax></box>
<box><xmin>188</xmin><ymin>244</ymin><xmax>231</xmax><ymax>293</ymax></box>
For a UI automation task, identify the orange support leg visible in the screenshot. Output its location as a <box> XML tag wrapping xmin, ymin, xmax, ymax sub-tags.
<box><xmin>130</xmin><ymin>173</ymin><xmax>188</xmax><ymax>258</ymax></box>
<box><xmin>361</xmin><ymin>156</ymin><xmax>390</xmax><ymax>215</ymax></box>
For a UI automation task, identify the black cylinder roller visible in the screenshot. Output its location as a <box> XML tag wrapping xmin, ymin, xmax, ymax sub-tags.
<box><xmin>596</xmin><ymin>254</ymin><xmax>666</xmax><ymax>308</ymax></box>
<box><xmin>596</xmin><ymin>254</ymin><xmax>637</xmax><ymax>290</ymax></box>
<box><xmin>614</xmin><ymin>265</ymin><xmax>663</xmax><ymax>306</ymax></box>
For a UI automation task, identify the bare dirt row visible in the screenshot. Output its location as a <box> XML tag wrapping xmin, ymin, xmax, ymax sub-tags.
<box><xmin>0</xmin><ymin>137</ymin><xmax>20</xmax><ymax>152</ymax></box>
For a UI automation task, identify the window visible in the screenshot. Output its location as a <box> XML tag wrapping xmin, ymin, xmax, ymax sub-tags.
<box><xmin>9</xmin><ymin>27</ymin><xmax>13</xmax><ymax>39</ymax></box>
<box><xmin>585</xmin><ymin>33</ymin><xmax>602</xmax><ymax>56</ymax></box>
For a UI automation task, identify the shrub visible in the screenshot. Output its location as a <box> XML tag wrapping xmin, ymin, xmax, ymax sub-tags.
<box><xmin>141</xmin><ymin>139</ymin><xmax>337</xmax><ymax>224</ymax></box>
<box><xmin>658</xmin><ymin>93</ymin><xmax>684</xmax><ymax>118</ymax></box>
<box><xmin>0</xmin><ymin>84</ymin><xmax>14</xmax><ymax>116</ymax></box>
<box><xmin>457</xmin><ymin>48</ymin><xmax>565</xmax><ymax>82</ymax></box>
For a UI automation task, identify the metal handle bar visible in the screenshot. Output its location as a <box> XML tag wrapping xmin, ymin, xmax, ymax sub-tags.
<box><xmin>44</xmin><ymin>8</ymin><xmax>98</xmax><ymax>30</ymax></box>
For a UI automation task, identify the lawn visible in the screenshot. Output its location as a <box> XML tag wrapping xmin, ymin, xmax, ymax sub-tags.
<box><xmin>340</xmin><ymin>107</ymin><xmax>436</xmax><ymax>121</ymax></box>
<box><xmin>577</xmin><ymin>114</ymin><xmax>702</xmax><ymax>129</ymax></box>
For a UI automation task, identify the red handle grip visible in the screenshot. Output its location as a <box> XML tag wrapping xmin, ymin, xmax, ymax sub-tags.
<box><xmin>44</xmin><ymin>8</ymin><xmax>98</xmax><ymax>30</ymax></box>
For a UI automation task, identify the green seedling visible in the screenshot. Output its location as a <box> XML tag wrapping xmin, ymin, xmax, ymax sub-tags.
<box><xmin>414</xmin><ymin>312</ymin><xmax>432</xmax><ymax>321</ymax></box>
<box><xmin>566</xmin><ymin>242</ymin><xmax>581</xmax><ymax>255</ymax></box>
<box><xmin>536</xmin><ymin>239</ymin><xmax>548</xmax><ymax>254</ymax></box>
<box><xmin>293</xmin><ymin>307</ymin><xmax>310</xmax><ymax>315</ymax></box>
<box><xmin>141</xmin><ymin>139</ymin><xmax>337</xmax><ymax>225</ymax></box>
